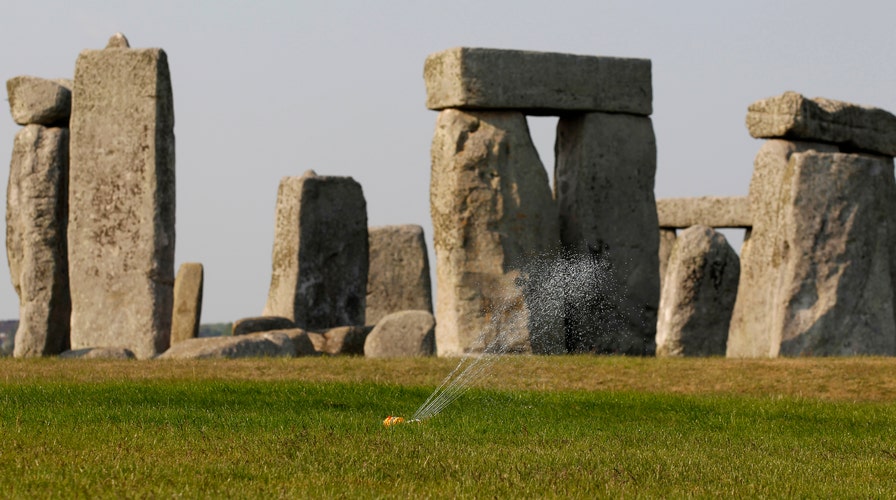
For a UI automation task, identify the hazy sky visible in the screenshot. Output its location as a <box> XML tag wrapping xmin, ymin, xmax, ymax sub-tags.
<box><xmin>1</xmin><ymin>1</ymin><xmax>895</xmax><ymax>322</ymax></box>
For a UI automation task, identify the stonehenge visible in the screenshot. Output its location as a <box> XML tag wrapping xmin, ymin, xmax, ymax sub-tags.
<box><xmin>5</xmin><ymin>38</ymin><xmax>896</xmax><ymax>361</ymax></box>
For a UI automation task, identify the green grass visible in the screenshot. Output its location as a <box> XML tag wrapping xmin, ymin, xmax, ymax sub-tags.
<box><xmin>1</xmin><ymin>359</ymin><xmax>896</xmax><ymax>498</ymax></box>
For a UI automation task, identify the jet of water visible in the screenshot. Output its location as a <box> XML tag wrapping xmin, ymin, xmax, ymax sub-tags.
<box><xmin>409</xmin><ymin>249</ymin><xmax>621</xmax><ymax>422</ymax></box>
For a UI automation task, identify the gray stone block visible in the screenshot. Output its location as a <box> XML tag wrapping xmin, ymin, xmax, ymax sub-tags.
<box><xmin>170</xmin><ymin>263</ymin><xmax>203</xmax><ymax>344</ymax></box>
<box><xmin>656</xmin><ymin>226</ymin><xmax>740</xmax><ymax>357</ymax></box>
<box><xmin>555</xmin><ymin>112</ymin><xmax>659</xmax><ymax>354</ymax></box>
<box><xmin>157</xmin><ymin>331</ymin><xmax>295</xmax><ymax>360</ymax></box>
<box><xmin>263</xmin><ymin>170</ymin><xmax>368</xmax><ymax>329</ymax></box>
<box><xmin>730</xmin><ymin>147</ymin><xmax>896</xmax><ymax>356</ymax></box>
<box><xmin>430</xmin><ymin>109</ymin><xmax>562</xmax><ymax>356</ymax></box>
<box><xmin>727</xmin><ymin>140</ymin><xmax>838</xmax><ymax>357</ymax></box>
<box><xmin>746</xmin><ymin>91</ymin><xmax>896</xmax><ymax>156</ymax></box>
<box><xmin>366</xmin><ymin>225</ymin><xmax>432</xmax><ymax>325</ymax></box>
<box><xmin>68</xmin><ymin>42</ymin><xmax>176</xmax><ymax>359</ymax></box>
<box><xmin>657</xmin><ymin>196</ymin><xmax>751</xmax><ymax>229</ymax></box>
<box><xmin>7</xmin><ymin>125</ymin><xmax>70</xmax><ymax>357</ymax></box>
<box><xmin>364</xmin><ymin>310</ymin><xmax>436</xmax><ymax>358</ymax></box>
<box><xmin>6</xmin><ymin>76</ymin><xmax>72</xmax><ymax>126</ymax></box>
<box><xmin>424</xmin><ymin>47</ymin><xmax>652</xmax><ymax>115</ymax></box>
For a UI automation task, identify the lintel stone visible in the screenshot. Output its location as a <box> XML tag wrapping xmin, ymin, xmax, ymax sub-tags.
<box><xmin>657</xmin><ymin>196</ymin><xmax>752</xmax><ymax>229</ymax></box>
<box><xmin>746</xmin><ymin>91</ymin><xmax>896</xmax><ymax>156</ymax></box>
<box><xmin>424</xmin><ymin>47</ymin><xmax>652</xmax><ymax>116</ymax></box>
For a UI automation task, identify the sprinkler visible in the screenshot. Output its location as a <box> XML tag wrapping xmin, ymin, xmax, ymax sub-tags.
<box><xmin>382</xmin><ymin>416</ymin><xmax>422</xmax><ymax>427</ymax></box>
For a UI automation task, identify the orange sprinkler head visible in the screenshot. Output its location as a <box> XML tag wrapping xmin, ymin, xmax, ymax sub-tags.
<box><xmin>383</xmin><ymin>415</ymin><xmax>405</xmax><ymax>427</ymax></box>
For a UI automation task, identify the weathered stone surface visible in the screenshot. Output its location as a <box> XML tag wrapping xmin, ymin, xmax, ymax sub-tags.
<box><xmin>658</xmin><ymin>229</ymin><xmax>676</xmax><ymax>293</ymax></box>
<box><xmin>59</xmin><ymin>347</ymin><xmax>135</xmax><ymax>360</ymax></box>
<box><xmin>68</xmin><ymin>43</ymin><xmax>175</xmax><ymax>360</ymax></box>
<box><xmin>777</xmin><ymin>152</ymin><xmax>896</xmax><ymax>355</ymax></box>
<box><xmin>157</xmin><ymin>331</ymin><xmax>295</xmax><ymax>359</ymax></box>
<box><xmin>430</xmin><ymin>109</ymin><xmax>563</xmax><ymax>356</ymax></box>
<box><xmin>263</xmin><ymin>170</ymin><xmax>368</xmax><ymax>329</ymax></box>
<box><xmin>555</xmin><ymin>112</ymin><xmax>659</xmax><ymax>354</ymax></box>
<box><xmin>656</xmin><ymin>226</ymin><xmax>740</xmax><ymax>357</ymax></box>
<box><xmin>366</xmin><ymin>225</ymin><xmax>433</xmax><ymax>325</ymax></box>
<box><xmin>170</xmin><ymin>263</ymin><xmax>203</xmax><ymax>344</ymax></box>
<box><xmin>6</xmin><ymin>76</ymin><xmax>72</xmax><ymax>126</ymax></box>
<box><xmin>727</xmin><ymin>140</ymin><xmax>838</xmax><ymax>357</ymax></box>
<box><xmin>364</xmin><ymin>310</ymin><xmax>436</xmax><ymax>358</ymax></box>
<box><xmin>7</xmin><ymin>125</ymin><xmax>70</xmax><ymax>357</ymax></box>
<box><xmin>232</xmin><ymin>316</ymin><xmax>294</xmax><ymax>336</ymax></box>
<box><xmin>746</xmin><ymin>91</ymin><xmax>896</xmax><ymax>156</ymax></box>
<box><xmin>306</xmin><ymin>326</ymin><xmax>372</xmax><ymax>355</ymax></box>
<box><xmin>657</xmin><ymin>196</ymin><xmax>751</xmax><ymax>229</ymax></box>
<box><xmin>424</xmin><ymin>47</ymin><xmax>652</xmax><ymax>116</ymax></box>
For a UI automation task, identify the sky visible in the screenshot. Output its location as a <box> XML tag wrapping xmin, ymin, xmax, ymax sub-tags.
<box><xmin>1</xmin><ymin>1</ymin><xmax>895</xmax><ymax>322</ymax></box>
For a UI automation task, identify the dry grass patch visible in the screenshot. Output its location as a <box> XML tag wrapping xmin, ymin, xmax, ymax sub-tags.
<box><xmin>2</xmin><ymin>356</ymin><xmax>896</xmax><ymax>402</ymax></box>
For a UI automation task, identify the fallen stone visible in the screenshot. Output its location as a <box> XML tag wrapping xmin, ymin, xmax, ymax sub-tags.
<box><xmin>364</xmin><ymin>310</ymin><xmax>436</xmax><ymax>358</ymax></box>
<box><xmin>68</xmin><ymin>39</ymin><xmax>176</xmax><ymax>360</ymax></box>
<box><xmin>170</xmin><ymin>263</ymin><xmax>203</xmax><ymax>344</ymax></box>
<box><xmin>7</xmin><ymin>125</ymin><xmax>70</xmax><ymax>357</ymax></box>
<box><xmin>366</xmin><ymin>225</ymin><xmax>433</xmax><ymax>325</ymax></box>
<box><xmin>656</xmin><ymin>226</ymin><xmax>740</xmax><ymax>357</ymax></box>
<box><xmin>157</xmin><ymin>331</ymin><xmax>295</xmax><ymax>360</ymax></box>
<box><xmin>59</xmin><ymin>347</ymin><xmax>135</xmax><ymax>360</ymax></box>
<box><xmin>263</xmin><ymin>170</ymin><xmax>368</xmax><ymax>329</ymax></box>
<box><xmin>232</xmin><ymin>316</ymin><xmax>295</xmax><ymax>336</ymax></box>
<box><xmin>746</xmin><ymin>91</ymin><xmax>896</xmax><ymax>156</ymax></box>
<box><xmin>657</xmin><ymin>196</ymin><xmax>751</xmax><ymax>229</ymax></box>
<box><xmin>266</xmin><ymin>328</ymin><xmax>319</xmax><ymax>356</ymax></box>
<box><xmin>6</xmin><ymin>76</ymin><xmax>72</xmax><ymax>126</ymax></box>
<box><xmin>727</xmin><ymin>140</ymin><xmax>838</xmax><ymax>357</ymax></box>
<box><xmin>430</xmin><ymin>109</ymin><xmax>563</xmax><ymax>356</ymax></box>
<box><xmin>424</xmin><ymin>47</ymin><xmax>652</xmax><ymax>115</ymax></box>
<box><xmin>305</xmin><ymin>326</ymin><xmax>372</xmax><ymax>355</ymax></box>
<box><xmin>555</xmin><ymin>112</ymin><xmax>659</xmax><ymax>354</ymax></box>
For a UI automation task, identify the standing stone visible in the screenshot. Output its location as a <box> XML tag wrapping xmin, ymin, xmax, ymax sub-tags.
<box><xmin>658</xmin><ymin>229</ymin><xmax>676</xmax><ymax>293</ymax></box>
<box><xmin>68</xmin><ymin>38</ymin><xmax>175</xmax><ymax>359</ymax></box>
<box><xmin>555</xmin><ymin>112</ymin><xmax>659</xmax><ymax>354</ymax></box>
<box><xmin>170</xmin><ymin>262</ymin><xmax>203</xmax><ymax>344</ymax></box>
<box><xmin>262</xmin><ymin>170</ymin><xmax>368</xmax><ymax>329</ymax></box>
<box><xmin>727</xmin><ymin>140</ymin><xmax>838</xmax><ymax>357</ymax></box>
<box><xmin>7</xmin><ymin>125</ymin><xmax>70</xmax><ymax>357</ymax></box>
<box><xmin>6</xmin><ymin>76</ymin><xmax>72</xmax><ymax>126</ymax></box>
<box><xmin>777</xmin><ymin>152</ymin><xmax>896</xmax><ymax>355</ymax></box>
<box><xmin>364</xmin><ymin>310</ymin><xmax>436</xmax><ymax>358</ymax></box>
<box><xmin>430</xmin><ymin>109</ymin><xmax>562</xmax><ymax>356</ymax></box>
<box><xmin>366</xmin><ymin>225</ymin><xmax>433</xmax><ymax>325</ymax></box>
<box><xmin>656</xmin><ymin>225</ymin><xmax>740</xmax><ymax>357</ymax></box>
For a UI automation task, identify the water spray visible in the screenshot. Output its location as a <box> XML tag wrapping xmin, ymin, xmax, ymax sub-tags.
<box><xmin>382</xmin><ymin>250</ymin><xmax>621</xmax><ymax>427</ymax></box>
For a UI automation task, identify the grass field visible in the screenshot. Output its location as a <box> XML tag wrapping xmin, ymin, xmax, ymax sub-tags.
<box><xmin>1</xmin><ymin>356</ymin><xmax>895</xmax><ymax>498</ymax></box>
